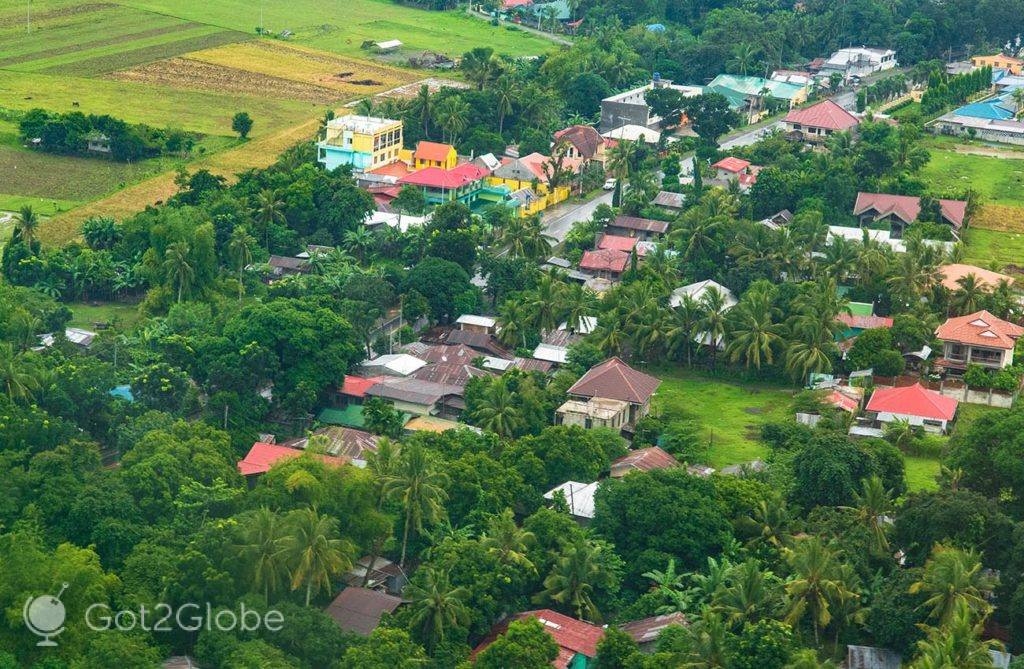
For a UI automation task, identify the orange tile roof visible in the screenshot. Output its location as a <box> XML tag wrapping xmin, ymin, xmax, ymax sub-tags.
<box><xmin>935</xmin><ymin>310</ymin><xmax>1024</xmax><ymax>349</ymax></box>
<box><xmin>597</xmin><ymin>234</ymin><xmax>638</xmax><ymax>253</ymax></box>
<box><xmin>784</xmin><ymin>100</ymin><xmax>860</xmax><ymax>131</ymax></box>
<box><xmin>367</xmin><ymin>161</ymin><xmax>412</xmax><ymax>178</ymax></box>
<box><xmin>938</xmin><ymin>264</ymin><xmax>1015</xmax><ymax>292</ymax></box>
<box><xmin>414</xmin><ymin>141</ymin><xmax>454</xmax><ymax>162</ymax></box>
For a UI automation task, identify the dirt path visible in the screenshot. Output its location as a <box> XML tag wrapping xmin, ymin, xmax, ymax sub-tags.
<box><xmin>950</xmin><ymin>144</ymin><xmax>1024</xmax><ymax>159</ymax></box>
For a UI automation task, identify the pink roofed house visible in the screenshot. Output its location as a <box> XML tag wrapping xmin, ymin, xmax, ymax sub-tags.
<box><xmin>238</xmin><ymin>442</ymin><xmax>347</xmax><ymax>477</ymax></box>
<box><xmin>783</xmin><ymin>100</ymin><xmax>860</xmax><ymax>142</ymax></box>
<box><xmin>853</xmin><ymin>192</ymin><xmax>968</xmax><ymax>239</ymax></box>
<box><xmin>580</xmin><ymin>248</ymin><xmax>629</xmax><ymax>279</ymax></box>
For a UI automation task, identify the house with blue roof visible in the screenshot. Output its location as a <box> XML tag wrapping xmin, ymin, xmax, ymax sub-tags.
<box><xmin>706</xmin><ymin>74</ymin><xmax>809</xmax><ymax>121</ymax></box>
<box><xmin>953</xmin><ymin>95</ymin><xmax>1017</xmax><ymax>121</ymax></box>
<box><xmin>932</xmin><ymin>93</ymin><xmax>1024</xmax><ymax>146</ymax></box>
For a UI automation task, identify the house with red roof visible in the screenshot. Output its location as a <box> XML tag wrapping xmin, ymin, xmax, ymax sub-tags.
<box><xmin>853</xmin><ymin>192</ymin><xmax>968</xmax><ymax>239</ymax></box>
<box><xmin>783</xmin><ymin>100</ymin><xmax>860</xmax><ymax>142</ymax></box>
<box><xmin>610</xmin><ymin>446</ymin><xmax>679</xmax><ymax>477</ymax></box>
<box><xmin>579</xmin><ymin>248</ymin><xmax>629</xmax><ymax>279</ymax></box>
<box><xmin>711</xmin><ymin>157</ymin><xmax>762</xmax><ymax>192</ymax></box>
<box><xmin>567</xmin><ymin>357</ymin><xmax>661</xmax><ymax>425</ymax></box>
<box><xmin>865</xmin><ymin>383</ymin><xmax>959</xmax><ymax>433</ymax></box>
<box><xmin>472</xmin><ymin>609</ymin><xmax>604</xmax><ymax>668</ymax></box>
<box><xmin>934</xmin><ymin>310</ymin><xmax>1024</xmax><ymax>371</ymax></box>
<box><xmin>596</xmin><ymin>233</ymin><xmax>638</xmax><ymax>253</ymax></box>
<box><xmin>398</xmin><ymin>163</ymin><xmax>489</xmax><ymax>206</ymax></box>
<box><xmin>413</xmin><ymin>141</ymin><xmax>457</xmax><ymax>170</ymax></box>
<box><xmin>238</xmin><ymin>442</ymin><xmax>347</xmax><ymax>477</ymax></box>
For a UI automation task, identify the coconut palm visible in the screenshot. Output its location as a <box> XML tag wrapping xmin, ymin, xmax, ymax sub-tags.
<box><xmin>14</xmin><ymin>205</ymin><xmax>39</xmax><ymax>247</ymax></box>
<box><xmin>283</xmin><ymin>508</ymin><xmax>354</xmax><ymax>606</ymax></box>
<box><xmin>1013</xmin><ymin>87</ymin><xmax>1024</xmax><ymax>121</ymax></box>
<box><xmin>696</xmin><ymin>288</ymin><xmax>730</xmax><ymax>366</ymax></box>
<box><xmin>909</xmin><ymin>599</ymin><xmax>1002</xmax><ymax>668</ymax></box>
<box><xmin>0</xmin><ymin>343</ymin><xmax>38</xmax><ymax>401</ymax></box>
<box><xmin>253</xmin><ymin>189</ymin><xmax>286</xmax><ymax>248</ymax></box>
<box><xmin>343</xmin><ymin>227</ymin><xmax>375</xmax><ymax>264</ymax></box>
<box><xmin>561</xmin><ymin>282</ymin><xmax>597</xmax><ymax>335</ymax></box>
<box><xmin>500</xmin><ymin>215</ymin><xmax>554</xmax><ymax>259</ymax></box>
<box><xmin>951</xmin><ymin>273</ymin><xmax>986</xmax><ymax>315</ymax></box>
<box><xmin>783</xmin><ymin>536</ymin><xmax>857</xmax><ymax>645</ymax></box>
<box><xmin>494</xmin><ymin>75</ymin><xmax>516</xmax><ymax>136</ymax></box>
<box><xmin>480</xmin><ymin>509</ymin><xmax>536</xmax><ymax>571</ymax></box>
<box><xmin>162</xmin><ymin>241</ymin><xmax>194</xmax><ymax>303</ymax></box>
<box><xmin>460</xmin><ymin>47</ymin><xmax>500</xmax><ymax>90</ymax></box>
<box><xmin>385</xmin><ymin>443</ymin><xmax>450</xmax><ymax>567</ymax></box>
<box><xmin>435</xmin><ymin>96</ymin><xmax>470</xmax><ymax>144</ymax></box>
<box><xmin>412</xmin><ymin>84</ymin><xmax>433</xmax><ymax>139</ymax></box>
<box><xmin>667</xmin><ymin>611</ymin><xmax>730</xmax><ymax>668</ymax></box>
<box><xmin>536</xmin><ymin>538</ymin><xmax>612</xmax><ymax>622</ymax></box>
<box><xmin>712</xmin><ymin>559</ymin><xmax>776</xmax><ymax>627</ymax></box>
<box><xmin>236</xmin><ymin>508</ymin><xmax>288</xmax><ymax>602</ymax></box>
<box><xmin>741</xmin><ymin>499</ymin><xmax>794</xmax><ymax>551</ymax></box>
<box><xmin>227</xmin><ymin>225</ymin><xmax>256</xmax><ymax>301</ymax></box>
<box><xmin>910</xmin><ymin>545</ymin><xmax>995</xmax><ymax>626</ymax></box>
<box><xmin>726</xmin><ymin>293</ymin><xmax>784</xmax><ymax>369</ymax></box>
<box><xmin>667</xmin><ymin>293</ymin><xmax>702</xmax><ymax>366</ymax></box>
<box><xmin>606</xmin><ymin>139</ymin><xmax>638</xmax><ymax>181</ymax></box>
<box><xmin>785</xmin><ymin>318</ymin><xmax>837</xmax><ymax>383</ymax></box>
<box><xmin>785</xmin><ymin>650</ymin><xmax>838</xmax><ymax>669</ymax></box>
<box><xmin>469</xmin><ymin>376</ymin><xmax>525</xmax><ymax>438</ymax></box>
<box><xmin>729</xmin><ymin>43</ymin><xmax>761</xmax><ymax>76</ymax></box>
<box><xmin>497</xmin><ymin>298</ymin><xmax>531</xmax><ymax>349</ymax></box>
<box><xmin>887</xmin><ymin>251</ymin><xmax>940</xmax><ymax>310</ymax></box>
<box><xmin>404</xmin><ymin>566</ymin><xmax>471</xmax><ymax>651</ymax></box>
<box><xmin>839</xmin><ymin>476</ymin><xmax>893</xmax><ymax>554</ymax></box>
<box><xmin>524</xmin><ymin>271</ymin><xmax>567</xmax><ymax>333</ymax></box>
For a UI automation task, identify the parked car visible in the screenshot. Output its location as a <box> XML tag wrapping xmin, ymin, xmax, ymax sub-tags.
<box><xmin>603</xmin><ymin>178</ymin><xmax>617</xmax><ymax>190</ymax></box>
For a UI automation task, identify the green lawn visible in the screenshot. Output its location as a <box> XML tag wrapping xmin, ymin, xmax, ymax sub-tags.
<box><xmin>651</xmin><ymin>367</ymin><xmax>794</xmax><ymax>468</ymax></box>
<box><xmin>904</xmin><ymin>403</ymin><xmax>1009</xmax><ymax>492</ymax></box>
<box><xmin>66</xmin><ymin>302</ymin><xmax>143</xmax><ymax>329</ymax></box>
<box><xmin>117</xmin><ymin>0</ymin><xmax>556</xmax><ymax>58</ymax></box>
<box><xmin>963</xmin><ymin>227</ymin><xmax>1024</xmax><ymax>268</ymax></box>
<box><xmin>920</xmin><ymin>139</ymin><xmax>1024</xmax><ymax>207</ymax></box>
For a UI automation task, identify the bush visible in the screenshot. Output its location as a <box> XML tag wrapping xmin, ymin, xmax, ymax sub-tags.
<box><xmin>964</xmin><ymin>364</ymin><xmax>991</xmax><ymax>388</ymax></box>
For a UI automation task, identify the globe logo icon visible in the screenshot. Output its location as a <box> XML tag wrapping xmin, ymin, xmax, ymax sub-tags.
<box><xmin>23</xmin><ymin>583</ymin><xmax>69</xmax><ymax>647</ymax></box>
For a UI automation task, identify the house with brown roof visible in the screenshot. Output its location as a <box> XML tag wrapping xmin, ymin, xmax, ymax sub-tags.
<box><xmin>554</xmin><ymin>124</ymin><xmax>606</xmax><ymax>163</ymax></box>
<box><xmin>579</xmin><ymin>248</ymin><xmax>630</xmax><ymax>280</ymax></box>
<box><xmin>783</xmin><ymin>99</ymin><xmax>860</xmax><ymax>142</ymax></box>
<box><xmin>934</xmin><ymin>310</ymin><xmax>1024</xmax><ymax>371</ymax></box>
<box><xmin>853</xmin><ymin>192</ymin><xmax>968</xmax><ymax>239</ymax></box>
<box><xmin>324</xmin><ymin>586</ymin><xmax>403</xmax><ymax>636</ymax></box>
<box><xmin>280</xmin><ymin>426</ymin><xmax>379</xmax><ymax>466</ymax></box>
<box><xmin>567</xmin><ymin>357</ymin><xmax>661</xmax><ymax>425</ymax></box>
<box><xmin>605</xmin><ymin>215</ymin><xmax>670</xmax><ymax>240</ymax></box>
<box><xmin>618</xmin><ymin>612</ymin><xmax>686</xmax><ymax>651</ymax></box>
<box><xmin>472</xmin><ymin>609</ymin><xmax>605</xmax><ymax>668</ymax></box>
<box><xmin>610</xmin><ymin>446</ymin><xmax>679</xmax><ymax>477</ymax></box>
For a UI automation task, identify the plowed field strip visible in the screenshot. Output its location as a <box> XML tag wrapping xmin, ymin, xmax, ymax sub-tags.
<box><xmin>0</xmin><ymin>3</ymin><xmax>115</xmax><ymax>29</ymax></box>
<box><xmin>0</xmin><ymin>22</ymin><xmax>201</xmax><ymax>68</ymax></box>
<box><xmin>41</xmin><ymin>30</ymin><xmax>249</xmax><ymax>76</ymax></box>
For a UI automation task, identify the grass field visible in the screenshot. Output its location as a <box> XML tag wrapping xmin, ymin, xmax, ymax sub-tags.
<box><xmin>66</xmin><ymin>301</ymin><xmax>142</xmax><ymax>329</ymax></box>
<box><xmin>921</xmin><ymin>138</ymin><xmax>1024</xmax><ymax>208</ymax></box>
<box><xmin>963</xmin><ymin>228</ymin><xmax>1024</xmax><ymax>269</ymax></box>
<box><xmin>651</xmin><ymin>368</ymin><xmax>795</xmax><ymax>468</ymax></box>
<box><xmin>117</xmin><ymin>0</ymin><xmax>555</xmax><ymax>57</ymax></box>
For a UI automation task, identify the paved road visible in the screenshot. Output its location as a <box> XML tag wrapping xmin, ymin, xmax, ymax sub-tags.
<box><xmin>465</xmin><ymin>8</ymin><xmax>573</xmax><ymax>46</ymax></box>
<box><xmin>542</xmin><ymin>191</ymin><xmax>614</xmax><ymax>242</ymax></box>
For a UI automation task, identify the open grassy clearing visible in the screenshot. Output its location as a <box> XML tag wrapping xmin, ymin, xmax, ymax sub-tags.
<box><xmin>651</xmin><ymin>367</ymin><xmax>794</xmax><ymax>468</ymax></box>
<box><xmin>963</xmin><ymin>227</ymin><xmax>1024</xmax><ymax>270</ymax></box>
<box><xmin>116</xmin><ymin>0</ymin><xmax>555</xmax><ymax>58</ymax></box>
<box><xmin>921</xmin><ymin>138</ymin><xmax>1024</xmax><ymax>208</ymax></box>
<box><xmin>66</xmin><ymin>301</ymin><xmax>143</xmax><ymax>329</ymax></box>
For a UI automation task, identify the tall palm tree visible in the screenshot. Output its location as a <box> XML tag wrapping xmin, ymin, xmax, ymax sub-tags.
<box><xmin>404</xmin><ymin>566</ymin><xmax>471</xmax><ymax>651</ymax></box>
<box><xmin>500</xmin><ymin>215</ymin><xmax>554</xmax><ymax>259</ymax></box>
<box><xmin>741</xmin><ymin>499</ymin><xmax>793</xmax><ymax>551</ymax></box>
<box><xmin>785</xmin><ymin>319</ymin><xmax>837</xmax><ymax>383</ymax></box>
<box><xmin>283</xmin><ymin>508</ymin><xmax>354</xmax><ymax>606</ymax></box>
<box><xmin>385</xmin><ymin>443</ymin><xmax>449</xmax><ymax>567</ymax></box>
<box><xmin>461</xmin><ymin>47</ymin><xmax>499</xmax><ymax>90</ymax></box>
<box><xmin>0</xmin><ymin>343</ymin><xmax>38</xmax><ymax>401</ymax></box>
<box><xmin>696</xmin><ymin>288</ymin><xmax>730</xmax><ymax>367</ymax></box>
<box><xmin>470</xmin><ymin>376</ymin><xmax>525</xmax><ymax>437</ymax></box>
<box><xmin>783</xmin><ymin>537</ymin><xmax>857</xmax><ymax>645</ymax></box>
<box><xmin>497</xmin><ymin>299</ymin><xmax>530</xmax><ymax>349</ymax></box>
<box><xmin>667</xmin><ymin>293</ymin><xmax>702</xmax><ymax>366</ymax></box>
<box><xmin>1012</xmin><ymin>87</ymin><xmax>1024</xmax><ymax>121</ymax></box>
<box><xmin>524</xmin><ymin>272</ymin><xmax>567</xmax><ymax>334</ymax></box>
<box><xmin>606</xmin><ymin>139</ymin><xmax>637</xmax><ymax>182</ymax></box>
<box><xmin>785</xmin><ymin>650</ymin><xmax>838</xmax><ymax>669</ymax></box>
<box><xmin>227</xmin><ymin>225</ymin><xmax>255</xmax><ymax>301</ymax></box>
<box><xmin>536</xmin><ymin>538</ymin><xmax>612</xmax><ymax>622</ymax></box>
<box><xmin>236</xmin><ymin>508</ymin><xmax>288</xmax><ymax>602</ymax></box>
<box><xmin>728</xmin><ymin>43</ymin><xmax>761</xmax><ymax>76</ymax></box>
<box><xmin>480</xmin><ymin>509</ymin><xmax>536</xmax><ymax>571</ymax></box>
<box><xmin>910</xmin><ymin>545</ymin><xmax>995</xmax><ymax>626</ymax></box>
<box><xmin>726</xmin><ymin>294</ymin><xmax>784</xmax><ymax>369</ymax></box>
<box><xmin>253</xmin><ymin>189</ymin><xmax>286</xmax><ymax>249</ymax></box>
<box><xmin>15</xmin><ymin>205</ymin><xmax>39</xmax><ymax>247</ymax></box>
<box><xmin>412</xmin><ymin>84</ymin><xmax>433</xmax><ymax>139</ymax></box>
<box><xmin>667</xmin><ymin>611</ymin><xmax>730</xmax><ymax>668</ymax></box>
<box><xmin>839</xmin><ymin>476</ymin><xmax>893</xmax><ymax>554</ymax></box>
<box><xmin>162</xmin><ymin>241</ymin><xmax>194</xmax><ymax>303</ymax></box>
<box><xmin>434</xmin><ymin>96</ymin><xmax>470</xmax><ymax>144</ymax></box>
<box><xmin>343</xmin><ymin>227</ymin><xmax>375</xmax><ymax>264</ymax></box>
<box><xmin>494</xmin><ymin>75</ymin><xmax>515</xmax><ymax>136</ymax></box>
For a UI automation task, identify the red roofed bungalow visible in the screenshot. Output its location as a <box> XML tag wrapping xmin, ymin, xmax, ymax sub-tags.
<box><xmin>854</xmin><ymin>192</ymin><xmax>968</xmax><ymax>239</ymax></box>
<box><xmin>865</xmin><ymin>383</ymin><xmax>959</xmax><ymax>433</ymax></box>
<box><xmin>568</xmin><ymin>357</ymin><xmax>661</xmax><ymax>425</ymax></box>
<box><xmin>238</xmin><ymin>442</ymin><xmax>347</xmax><ymax>477</ymax></box>
<box><xmin>597</xmin><ymin>233</ymin><xmax>638</xmax><ymax>253</ymax></box>
<box><xmin>611</xmin><ymin>446</ymin><xmax>679</xmax><ymax>477</ymax></box>
<box><xmin>579</xmin><ymin>248</ymin><xmax>629</xmax><ymax>279</ymax></box>
<box><xmin>783</xmin><ymin>100</ymin><xmax>860</xmax><ymax>142</ymax></box>
<box><xmin>934</xmin><ymin>310</ymin><xmax>1024</xmax><ymax>372</ymax></box>
<box><xmin>711</xmin><ymin>156</ymin><xmax>751</xmax><ymax>174</ymax></box>
<box><xmin>472</xmin><ymin>609</ymin><xmax>604</xmax><ymax>668</ymax></box>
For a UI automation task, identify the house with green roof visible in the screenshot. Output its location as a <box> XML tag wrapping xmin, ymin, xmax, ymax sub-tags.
<box><xmin>706</xmin><ymin>74</ymin><xmax>809</xmax><ymax>120</ymax></box>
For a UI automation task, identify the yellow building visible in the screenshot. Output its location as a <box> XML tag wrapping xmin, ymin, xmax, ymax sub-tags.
<box><xmin>413</xmin><ymin>141</ymin><xmax>458</xmax><ymax>170</ymax></box>
<box><xmin>971</xmin><ymin>54</ymin><xmax>1024</xmax><ymax>75</ymax></box>
<box><xmin>488</xmin><ymin>152</ymin><xmax>577</xmax><ymax>217</ymax></box>
<box><xmin>317</xmin><ymin>115</ymin><xmax>404</xmax><ymax>172</ymax></box>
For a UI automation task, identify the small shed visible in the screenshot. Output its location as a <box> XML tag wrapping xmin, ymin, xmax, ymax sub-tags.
<box><xmin>86</xmin><ymin>132</ymin><xmax>111</xmax><ymax>154</ymax></box>
<box><xmin>365</xmin><ymin>39</ymin><xmax>403</xmax><ymax>53</ymax></box>
<box><xmin>846</xmin><ymin>645</ymin><xmax>901</xmax><ymax>669</ymax></box>
<box><xmin>325</xmin><ymin>587</ymin><xmax>403</xmax><ymax>636</ymax></box>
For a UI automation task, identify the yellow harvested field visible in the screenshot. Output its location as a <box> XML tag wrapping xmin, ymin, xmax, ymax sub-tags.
<box><xmin>971</xmin><ymin>204</ymin><xmax>1024</xmax><ymax>233</ymax></box>
<box><xmin>187</xmin><ymin>40</ymin><xmax>419</xmax><ymax>96</ymax></box>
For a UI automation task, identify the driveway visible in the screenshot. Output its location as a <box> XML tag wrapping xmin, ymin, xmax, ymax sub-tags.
<box><xmin>541</xmin><ymin>191</ymin><xmax>613</xmax><ymax>243</ymax></box>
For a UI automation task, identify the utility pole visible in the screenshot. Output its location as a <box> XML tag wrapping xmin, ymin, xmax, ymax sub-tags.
<box><xmin>26</xmin><ymin>0</ymin><xmax>31</xmax><ymax>33</ymax></box>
